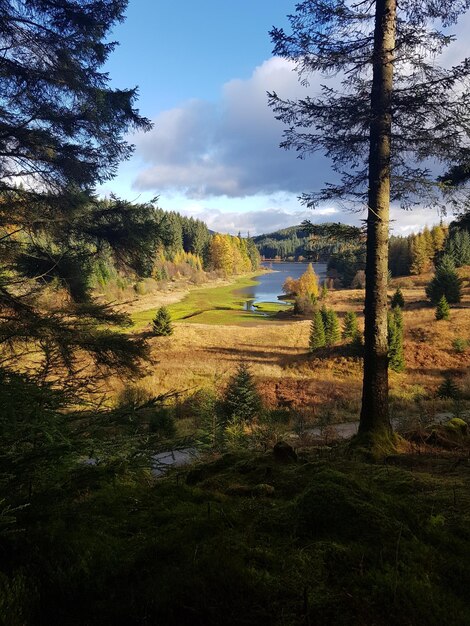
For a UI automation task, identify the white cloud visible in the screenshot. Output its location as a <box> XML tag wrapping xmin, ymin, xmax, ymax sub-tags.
<box><xmin>127</xmin><ymin>13</ymin><xmax>470</xmax><ymax>234</ymax></box>
<box><xmin>132</xmin><ymin>57</ymin><xmax>331</xmax><ymax>199</ymax></box>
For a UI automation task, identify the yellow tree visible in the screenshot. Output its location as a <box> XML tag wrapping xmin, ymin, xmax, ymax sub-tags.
<box><xmin>297</xmin><ymin>263</ymin><xmax>319</xmax><ymax>300</ymax></box>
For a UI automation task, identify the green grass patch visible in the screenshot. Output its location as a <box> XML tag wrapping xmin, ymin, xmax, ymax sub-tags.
<box><xmin>131</xmin><ymin>273</ymin><xmax>288</xmax><ymax>328</ymax></box>
<box><xmin>253</xmin><ymin>301</ymin><xmax>292</xmax><ymax>313</ymax></box>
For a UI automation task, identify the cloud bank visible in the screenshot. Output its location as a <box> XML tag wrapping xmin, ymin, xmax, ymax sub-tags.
<box><xmin>133</xmin><ymin>57</ymin><xmax>331</xmax><ymax>199</ymax></box>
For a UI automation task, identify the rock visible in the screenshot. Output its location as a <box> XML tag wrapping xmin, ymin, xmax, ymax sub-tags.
<box><xmin>273</xmin><ymin>440</ymin><xmax>297</xmax><ymax>463</ymax></box>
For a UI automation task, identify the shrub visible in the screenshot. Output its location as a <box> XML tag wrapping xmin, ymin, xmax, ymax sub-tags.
<box><xmin>191</xmin><ymin>389</ymin><xmax>225</xmax><ymax>450</ymax></box>
<box><xmin>390</xmin><ymin>287</ymin><xmax>405</xmax><ymax>308</ymax></box>
<box><xmin>435</xmin><ymin>295</ymin><xmax>450</xmax><ymax>321</ymax></box>
<box><xmin>452</xmin><ymin>338</ymin><xmax>468</xmax><ymax>354</ymax></box>
<box><xmin>425</xmin><ymin>255</ymin><xmax>462</xmax><ymax>304</ymax></box>
<box><xmin>152</xmin><ymin>306</ymin><xmax>173</xmax><ymax>336</ymax></box>
<box><xmin>294</xmin><ymin>295</ymin><xmax>316</xmax><ymax>316</ymax></box>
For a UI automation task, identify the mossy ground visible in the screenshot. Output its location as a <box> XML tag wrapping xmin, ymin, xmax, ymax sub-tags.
<box><xmin>6</xmin><ymin>450</ymin><xmax>470</xmax><ymax>625</ymax></box>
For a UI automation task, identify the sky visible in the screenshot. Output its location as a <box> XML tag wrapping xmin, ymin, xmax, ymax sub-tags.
<box><xmin>99</xmin><ymin>1</ymin><xmax>470</xmax><ymax>236</ymax></box>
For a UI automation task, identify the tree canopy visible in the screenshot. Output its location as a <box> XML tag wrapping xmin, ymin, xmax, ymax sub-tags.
<box><xmin>0</xmin><ymin>0</ymin><xmax>150</xmax><ymax>196</ymax></box>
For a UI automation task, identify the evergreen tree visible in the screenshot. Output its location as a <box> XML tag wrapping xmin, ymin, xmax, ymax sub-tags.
<box><xmin>426</xmin><ymin>255</ymin><xmax>463</xmax><ymax>304</ymax></box>
<box><xmin>389</xmin><ymin>236</ymin><xmax>412</xmax><ymax>277</ymax></box>
<box><xmin>223</xmin><ymin>363</ymin><xmax>262</xmax><ymax>424</ymax></box>
<box><xmin>0</xmin><ymin>1</ymin><xmax>163</xmax><ymax>524</ymax></box>
<box><xmin>270</xmin><ymin>0</ymin><xmax>470</xmax><ymax>439</ymax></box>
<box><xmin>322</xmin><ymin>308</ymin><xmax>341</xmax><ymax>347</ymax></box>
<box><xmin>390</xmin><ymin>288</ymin><xmax>405</xmax><ymax>309</ymax></box>
<box><xmin>435</xmin><ymin>296</ymin><xmax>450</xmax><ymax>321</ymax></box>
<box><xmin>309</xmin><ymin>310</ymin><xmax>326</xmax><ymax>351</ymax></box>
<box><xmin>436</xmin><ymin>376</ymin><xmax>461</xmax><ymax>400</ymax></box>
<box><xmin>388</xmin><ymin>306</ymin><xmax>405</xmax><ymax>373</ymax></box>
<box><xmin>152</xmin><ymin>307</ymin><xmax>173</xmax><ymax>336</ymax></box>
<box><xmin>445</xmin><ymin>229</ymin><xmax>470</xmax><ymax>267</ymax></box>
<box><xmin>342</xmin><ymin>311</ymin><xmax>359</xmax><ymax>341</ymax></box>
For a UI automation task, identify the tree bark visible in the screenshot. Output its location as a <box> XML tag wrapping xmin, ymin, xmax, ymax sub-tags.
<box><xmin>359</xmin><ymin>0</ymin><xmax>396</xmax><ymax>436</ymax></box>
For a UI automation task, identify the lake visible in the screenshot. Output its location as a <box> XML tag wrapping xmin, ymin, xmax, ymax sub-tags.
<box><xmin>237</xmin><ymin>261</ymin><xmax>328</xmax><ymax>307</ymax></box>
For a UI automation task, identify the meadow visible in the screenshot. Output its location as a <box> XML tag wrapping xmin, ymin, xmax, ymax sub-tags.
<box><xmin>121</xmin><ymin>267</ymin><xmax>470</xmax><ymax>431</ymax></box>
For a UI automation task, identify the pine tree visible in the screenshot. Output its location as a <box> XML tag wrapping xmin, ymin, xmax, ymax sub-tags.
<box><xmin>446</xmin><ymin>229</ymin><xmax>470</xmax><ymax>267</ymax></box>
<box><xmin>391</xmin><ymin>288</ymin><xmax>405</xmax><ymax>309</ymax></box>
<box><xmin>309</xmin><ymin>310</ymin><xmax>326</xmax><ymax>351</ymax></box>
<box><xmin>436</xmin><ymin>376</ymin><xmax>461</xmax><ymax>400</ymax></box>
<box><xmin>388</xmin><ymin>306</ymin><xmax>405</xmax><ymax>373</ymax></box>
<box><xmin>152</xmin><ymin>307</ymin><xmax>173</xmax><ymax>336</ymax></box>
<box><xmin>323</xmin><ymin>308</ymin><xmax>341</xmax><ymax>347</ymax></box>
<box><xmin>269</xmin><ymin>0</ymin><xmax>470</xmax><ymax>441</ymax></box>
<box><xmin>435</xmin><ymin>296</ymin><xmax>450</xmax><ymax>321</ymax></box>
<box><xmin>223</xmin><ymin>364</ymin><xmax>262</xmax><ymax>424</ymax></box>
<box><xmin>426</xmin><ymin>255</ymin><xmax>463</xmax><ymax>304</ymax></box>
<box><xmin>342</xmin><ymin>311</ymin><xmax>359</xmax><ymax>341</ymax></box>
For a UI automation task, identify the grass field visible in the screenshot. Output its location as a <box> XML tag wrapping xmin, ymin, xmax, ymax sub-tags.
<box><xmin>119</xmin><ymin>267</ymin><xmax>470</xmax><ymax>428</ymax></box>
<box><xmin>131</xmin><ymin>273</ymin><xmax>292</xmax><ymax>328</ymax></box>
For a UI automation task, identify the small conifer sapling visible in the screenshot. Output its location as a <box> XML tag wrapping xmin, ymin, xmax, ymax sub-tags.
<box><xmin>152</xmin><ymin>306</ymin><xmax>173</xmax><ymax>336</ymax></box>
<box><xmin>435</xmin><ymin>296</ymin><xmax>450</xmax><ymax>321</ymax></box>
<box><xmin>391</xmin><ymin>288</ymin><xmax>405</xmax><ymax>309</ymax></box>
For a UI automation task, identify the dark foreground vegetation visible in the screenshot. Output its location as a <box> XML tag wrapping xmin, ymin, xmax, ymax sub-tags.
<box><xmin>3</xmin><ymin>442</ymin><xmax>470</xmax><ymax>625</ymax></box>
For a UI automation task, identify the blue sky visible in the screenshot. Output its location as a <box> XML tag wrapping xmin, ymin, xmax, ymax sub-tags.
<box><xmin>99</xmin><ymin>1</ymin><xmax>470</xmax><ymax>236</ymax></box>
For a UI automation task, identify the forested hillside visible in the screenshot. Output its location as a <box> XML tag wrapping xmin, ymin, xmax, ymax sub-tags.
<box><xmin>44</xmin><ymin>198</ymin><xmax>262</xmax><ymax>301</ymax></box>
<box><xmin>253</xmin><ymin>223</ymin><xmax>352</xmax><ymax>260</ymax></box>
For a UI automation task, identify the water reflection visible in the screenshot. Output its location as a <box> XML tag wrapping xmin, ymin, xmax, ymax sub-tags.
<box><xmin>238</xmin><ymin>261</ymin><xmax>328</xmax><ymax>306</ymax></box>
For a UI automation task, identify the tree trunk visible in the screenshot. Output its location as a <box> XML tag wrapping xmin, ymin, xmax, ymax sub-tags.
<box><xmin>359</xmin><ymin>0</ymin><xmax>396</xmax><ymax>437</ymax></box>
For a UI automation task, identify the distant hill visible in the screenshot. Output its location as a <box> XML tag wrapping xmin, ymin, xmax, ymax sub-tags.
<box><xmin>253</xmin><ymin>223</ymin><xmax>347</xmax><ymax>261</ymax></box>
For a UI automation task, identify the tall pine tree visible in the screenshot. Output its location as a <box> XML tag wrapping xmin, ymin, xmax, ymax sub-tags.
<box><xmin>269</xmin><ymin>1</ymin><xmax>470</xmax><ymax>447</ymax></box>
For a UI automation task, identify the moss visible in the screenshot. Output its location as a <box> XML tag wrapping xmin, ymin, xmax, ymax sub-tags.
<box><xmin>444</xmin><ymin>417</ymin><xmax>468</xmax><ymax>437</ymax></box>
<box><xmin>348</xmin><ymin>428</ymin><xmax>401</xmax><ymax>460</ymax></box>
<box><xmin>4</xmin><ymin>450</ymin><xmax>470</xmax><ymax>625</ymax></box>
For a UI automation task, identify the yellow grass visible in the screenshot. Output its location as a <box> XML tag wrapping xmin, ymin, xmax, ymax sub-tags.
<box><xmin>107</xmin><ymin>266</ymin><xmax>470</xmax><ymax>425</ymax></box>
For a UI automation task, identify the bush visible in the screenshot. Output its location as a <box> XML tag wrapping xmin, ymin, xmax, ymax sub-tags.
<box><xmin>152</xmin><ymin>306</ymin><xmax>173</xmax><ymax>336</ymax></box>
<box><xmin>452</xmin><ymin>338</ymin><xmax>468</xmax><ymax>354</ymax></box>
<box><xmin>294</xmin><ymin>295</ymin><xmax>316</xmax><ymax>316</ymax></box>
